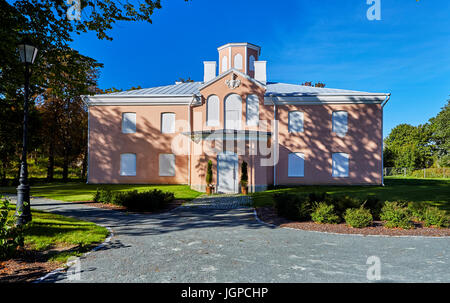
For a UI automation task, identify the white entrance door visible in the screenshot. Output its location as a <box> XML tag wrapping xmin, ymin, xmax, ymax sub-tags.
<box><xmin>217</xmin><ymin>152</ymin><xmax>238</xmax><ymax>193</ymax></box>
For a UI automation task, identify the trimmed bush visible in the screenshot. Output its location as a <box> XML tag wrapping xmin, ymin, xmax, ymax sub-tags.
<box><xmin>407</xmin><ymin>202</ymin><xmax>428</xmax><ymax>221</ymax></box>
<box><xmin>344</xmin><ymin>207</ymin><xmax>373</xmax><ymax>228</ymax></box>
<box><xmin>311</xmin><ymin>202</ymin><xmax>340</xmax><ymax>224</ymax></box>
<box><xmin>423</xmin><ymin>207</ymin><xmax>449</xmax><ymax>228</ymax></box>
<box><xmin>273</xmin><ymin>193</ymin><xmax>311</xmax><ymax>221</ymax></box>
<box><xmin>92</xmin><ymin>188</ymin><xmax>175</xmax><ymax>212</ymax></box>
<box><xmin>380</xmin><ymin>201</ymin><xmax>413</xmax><ymax>229</ymax></box>
<box><xmin>363</xmin><ymin>196</ymin><xmax>383</xmax><ymax>220</ymax></box>
<box><xmin>328</xmin><ymin>195</ymin><xmax>361</xmax><ymax>217</ymax></box>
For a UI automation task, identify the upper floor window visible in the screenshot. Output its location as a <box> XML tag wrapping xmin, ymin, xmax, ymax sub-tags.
<box><xmin>161</xmin><ymin>113</ymin><xmax>175</xmax><ymax>134</ymax></box>
<box><xmin>249</xmin><ymin>55</ymin><xmax>255</xmax><ymax>71</ymax></box>
<box><xmin>122</xmin><ymin>113</ymin><xmax>136</xmax><ymax>134</ymax></box>
<box><xmin>207</xmin><ymin>95</ymin><xmax>220</xmax><ymax>127</ymax></box>
<box><xmin>288</xmin><ymin>152</ymin><xmax>305</xmax><ymax>177</ymax></box>
<box><xmin>288</xmin><ymin>111</ymin><xmax>304</xmax><ymax>133</ymax></box>
<box><xmin>246</xmin><ymin>94</ymin><xmax>259</xmax><ymax>126</ymax></box>
<box><xmin>224</xmin><ymin>94</ymin><xmax>242</xmax><ymax>130</ymax></box>
<box><xmin>332</xmin><ymin>153</ymin><xmax>349</xmax><ymax>177</ymax></box>
<box><xmin>120</xmin><ymin>153</ymin><xmax>136</xmax><ymax>176</ymax></box>
<box><xmin>221</xmin><ymin>56</ymin><xmax>228</xmax><ymax>73</ymax></box>
<box><xmin>332</xmin><ymin>111</ymin><xmax>348</xmax><ymax>137</ymax></box>
<box><xmin>234</xmin><ymin>54</ymin><xmax>243</xmax><ymax>70</ymax></box>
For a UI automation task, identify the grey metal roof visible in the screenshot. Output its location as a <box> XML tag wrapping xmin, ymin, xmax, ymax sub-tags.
<box><xmin>96</xmin><ymin>81</ymin><xmax>381</xmax><ymax>97</ymax></box>
<box><xmin>103</xmin><ymin>82</ymin><xmax>203</xmax><ymax>96</ymax></box>
<box><xmin>265</xmin><ymin>82</ymin><xmax>379</xmax><ymax>96</ymax></box>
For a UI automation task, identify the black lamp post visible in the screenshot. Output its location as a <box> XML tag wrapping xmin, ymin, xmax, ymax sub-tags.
<box><xmin>15</xmin><ymin>39</ymin><xmax>38</xmax><ymax>226</ymax></box>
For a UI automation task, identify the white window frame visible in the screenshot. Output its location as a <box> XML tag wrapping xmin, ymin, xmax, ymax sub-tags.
<box><xmin>332</xmin><ymin>111</ymin><xmax>348</xmax><ymax>137</ymax></box>
<box><xmin>161</xmin><ymin>112</ymin><xmax>176</xmax><ymax>134</ymax></box>
<box><xmin>122</xmin><ymin>113</ymin><xmax>136</xmax><ymax>134</ymax></box>
<box><xmin>120</xmin><ymin>153</ymin><xmax>136</xmax><ymax>176</ymax></box>
<box><xmin>332</xmin><ymin>153</ymin><xmax>349</xmax><ymax>177</ymax></box>
<box><xmin>288</xmin><ymin>111</ymin><xmax>304</xmax><ymax>133</ymax></box>
<box><xmin>249</xmin><ymin>55</ymin><xmax>255</xmax><ymax>71</ymax></box>
<box><xmin>206</xmin><ymin>95</ymin><xmax>220</xmax><ymax>127</ymax></box>
<box><xmin>159</xmin><ymin>154</ymin><xmax>175</xmax><ymax>177</ymax></box>
<box><xmin>246</xmin><ymin>94</ymin><xmax>259</xmax><ymax>126</ymax></box>
<box><xmin>288</xmin><ymin>152</ymin><xmax>305</xmax><ymax>177</ymax></box>
<box><xmin>224</xmin><ymin>94</ymin><xmax>242</xmax><ymax>130</ymax></box>
<box><xmin>221</xmin><ymin>56</ymin><xmax>228</xmax><ymax>73</ymax></box>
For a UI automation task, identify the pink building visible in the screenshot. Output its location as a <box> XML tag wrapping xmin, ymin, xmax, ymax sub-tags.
<box><xmin>84</xmin><ymin>42</ymin><xmax>390</xmax><ymax>193</ymax></box>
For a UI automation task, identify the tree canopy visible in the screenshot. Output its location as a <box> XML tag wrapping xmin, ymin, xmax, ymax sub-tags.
<box><xmin>384</xmin><ymin>100</ymin><xmax>450</xmax><ymax>168</ymax></box>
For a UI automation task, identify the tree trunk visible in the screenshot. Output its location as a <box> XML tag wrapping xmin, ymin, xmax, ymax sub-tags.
<box><xmin>46</xmin><ymin>141</ymin><xmax>54</xmax><ymax>181</ymax></box>
<box><xmin>62</xmin><ymin>147</ymin><xmax>69</xmax><ymax>182</ymax></box>
<box><xmin>81</xmin><ymin>147</ymin><xmax>88</xmax><ymax>181</ymax></box>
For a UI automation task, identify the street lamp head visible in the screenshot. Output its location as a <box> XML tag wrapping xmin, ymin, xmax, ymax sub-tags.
<box><xmin>18</xmin><ymin>38</ymin><xmax>38</xmax><ymax>64</ymax></box>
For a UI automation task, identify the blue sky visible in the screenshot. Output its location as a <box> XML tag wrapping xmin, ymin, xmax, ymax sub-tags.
<box><xmin>70</xmin><ymin>0</ymin><xmax>450</xmax><ymax>137</ymax></box>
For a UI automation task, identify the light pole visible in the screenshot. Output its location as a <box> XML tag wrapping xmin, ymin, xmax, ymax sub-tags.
<box><xmin>15</xmin><ymin>39</ymin><xmax>38</xmax><ymax>226</ymax></box>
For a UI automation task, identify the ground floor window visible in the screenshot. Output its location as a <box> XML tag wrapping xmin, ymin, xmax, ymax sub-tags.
<box><xmin>288</xmin><ymin>152</ymin><xmax>305</xmax><ymax>177</ymax></box>
<box><xmin>159</xmin><ymin>154</ymin><xmax>176</xmax><ymax>176</ymax></box>
<box><xmin>120</xmin><ymin>153</ymin><xmax>136</xmax><ymax>176</ymax></box>
<box><xmin>332</xmin><ymin>153</ymin><xmax>349</xmax><ymax>177</ymax></box>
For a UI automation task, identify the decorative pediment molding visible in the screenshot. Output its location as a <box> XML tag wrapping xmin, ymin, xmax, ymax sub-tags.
<box><xmin>225</xmin><ymin>79</ymin><xmax>241</xmax><ymax>89</ymax></box>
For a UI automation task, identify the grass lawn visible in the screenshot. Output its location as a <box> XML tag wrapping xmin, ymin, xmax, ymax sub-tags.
<box><xmin>0</xmin><ymin>183</ymin><xmax>201</xmax><ymax>203</ymax></box>
<box><xmin>251</xmin><ymin>177</ymin><xmax>450</xmax><ymax>212</ymax></box>
<box><xmin>5</xmin><ymin>204</ymin><xmax>109</xmax><ymax>262</ymax></box>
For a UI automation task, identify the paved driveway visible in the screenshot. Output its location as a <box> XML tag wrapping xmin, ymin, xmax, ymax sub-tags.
<box><xmin>9</xmin><ymin>195</ymin><xmax>450</xmax><ymax>283</ymax></box>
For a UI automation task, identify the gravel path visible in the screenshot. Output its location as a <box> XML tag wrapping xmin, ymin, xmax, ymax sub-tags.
<box><xmin>7</xmin><ymin>195</ymin><xmax>449</xmax><ymax>283</ymax></box>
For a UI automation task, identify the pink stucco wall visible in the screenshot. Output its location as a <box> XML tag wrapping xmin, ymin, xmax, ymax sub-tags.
<box><xmin>88</xmin><ymin>105</ymin><xmax>189</xmax><ymax>184</ymax></box>
<box><xmin>275</xmin><ymin>103</ymin><xmax>383</xmax><ymax>185</ymax></box>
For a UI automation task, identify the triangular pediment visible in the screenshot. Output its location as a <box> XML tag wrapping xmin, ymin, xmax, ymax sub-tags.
<box><xmin>198</xmin><ymin>68</ymin><xmax>266</xmax><ymax>92</ymax></box>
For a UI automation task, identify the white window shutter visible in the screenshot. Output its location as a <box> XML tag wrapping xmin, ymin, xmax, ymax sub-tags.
<box><xmin>120</xmin><ymin>154</ymin><xmax>136</xmax><ymax>176</ymax></box>
<box><xmin>332</xmin><ymin>111</ymin><xmax>348</xmax><ymax>137</ymax></box>
<box><xmin>222</xmin><ymin>56</ymin><xmax>228</xmax><ymax>73</ymax></box>
<box><xmin>122</xmin><ymin>113</ymin><xmax>136</xmax><ymax>134</ymax></box>
<box><xmin>159</xmin><ymin>154</ymin><xmax>176</xmax><ymax>176</ymax></box>
<box><xmin>207</xmin><ymin>95</ymin><xmax>220</xmax><ymax>126</ymax></box>
<box><xmin>246</xmin><ymin>94</ymin><xmax>259</xmax><ymax>126</ymax></box>
<box><xmin>288</xmin><ymin>111</ymin><xmax>304</xmax><ymax>133</ymax></box>
<box><xmin>249</xmin><ymin>55</ymin><xmax>255</xmax><ymax>71</ymax></box>
<box><xmin>161</xmin><ymin>113</ymin><xmax>175</xmax><ymax>134</ymax></box>
<box><xmin>332</xmin><ymin>153</ymin><xmax>349</xmax><ymax>177</ymax></box>
<box><xmin>234</xmin><ymin>54</ymin><xmax>243</xmax><ymax>69</ymax></box>
<box><xmin>288</xmin><ymin>153</ymin><xmax>305</xmax><ymax>177</ymax></box>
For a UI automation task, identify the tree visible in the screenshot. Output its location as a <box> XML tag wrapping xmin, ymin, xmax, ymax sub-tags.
<box><xmin>428</xmin><ymin>100</ymin><xmax>449</xmax><ymax>167</ymax></box>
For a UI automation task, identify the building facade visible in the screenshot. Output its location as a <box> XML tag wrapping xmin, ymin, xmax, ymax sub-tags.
<box><xmin>85</xmin><ymin>42</ymin><xmax>390</xmax><ymax>193</ymax></box>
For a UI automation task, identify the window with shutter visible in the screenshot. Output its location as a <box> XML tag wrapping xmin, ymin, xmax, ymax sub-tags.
<box><xmin>122</xmin><ymin>113</ymin><xmax>136</xmax><ymax>134</ymax></box>
<box><xmin>159</xmin><ymin>154</ymin><xmax>175</xmax><ymax>176</ymax></box>
<box><xmin>288</xmin><ymin>153</ymin><xmax>305</xmax><ymax>177</ymax></box>
<box><xmin>332</xmin><ymin>153</ymin><xmax>349</xmax><ymax>177</ymax></box>
<box><xmin>288</xmin><ymin>111</ymin><xmax>304</xmax><ymax>133</ymax></box>
<box><xmin>207</xmin><ymin>95</ymin><xmax>220</xmax><ymax>126</ymax></box>
<box><xmin>120</xmin><ymin>153</ymin><xmax>136</xmax><ymax>176</ymax></box>
<box><xmin>332</xmin><ymin>111</ymin><xmax>348</xmax><ymax>137</ymax></box>
<box><xmin>246</xmin><ymin>94</ymin><xmax>259</xmax><ymax>126</ymax></box>
<box><xmin>161</xmin><ymin>113</ymin><xmax>175</xmax><ymax>134</ymax></box>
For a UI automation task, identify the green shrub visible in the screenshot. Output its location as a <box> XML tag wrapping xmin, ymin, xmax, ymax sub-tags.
<box><xmin>423</xmin><ymin>207</ymin><xmax>449</xmax><ymax>228</ymax></box>
<box><xmin>308</xmin><ymin>192</ymin><xmax>331</xmax><ymax>204</ymax></box>
<box><xmin>344</xmin><ymin>207</ymin><xmax>373</xmax><ymax>228</ymax></box>
<box><xmin>1</xmin><ymin>197</ymin><xmax>24</xmax><ymax>260</ymax></box>
<box><xmin>92</xmin><ymin>187</ymin><xmax>113</xmax><ymax>204</ymax></box>
<box><xmin>328</xmin><ymin>195</ymin><xmax>361</xmax><ymax>217</ymax></box>
<box><xmin>273</xmin><ymin>193</ymin><xmax>311</xmax><ymax>221</ymax></box>
<box><xmin>118</xmin><ymin>189</ymin><xmax>175</xmax><ymax>212</ymax></box>
<box><xmin>407</xmin><ymin>202</ymin><xmax>428</xmax><ymax>221</ymax></box>
<box><xmin>362</xmin><ymin>196</ymin><xmax>383</xmax><ymax>220</ymax></box>
<box><xmin>311</xmin><ymin>202</ymin><xmax>340</xmax><ymax>224</ymax></box>
<box><xmin>380</xmin><ymin>201</ymin><xmax>413</xmax><ymax>229</ymax></box>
